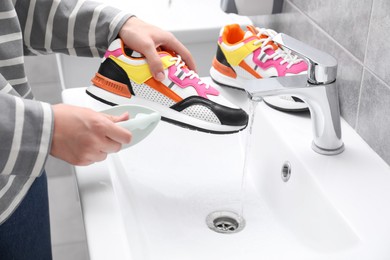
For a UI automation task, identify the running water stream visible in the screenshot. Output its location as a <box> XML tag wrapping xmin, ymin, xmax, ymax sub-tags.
<box><xmin>239</xmin><ymin>97</ymin><xmax>262</xmax><ymax>217</ymax></box>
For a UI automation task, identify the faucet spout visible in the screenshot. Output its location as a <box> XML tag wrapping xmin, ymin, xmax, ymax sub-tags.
<box><xmin>244</xmin><ymin>33</ymin><xmax>344</xmax><ymax>155</ymax></box>
<box><xmin>246</xmin><ymin>76</ymin><xmax>344</xmax><ymax>155</ymax></box>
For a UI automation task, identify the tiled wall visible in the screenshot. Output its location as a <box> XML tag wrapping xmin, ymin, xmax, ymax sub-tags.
<box><xmin>252</xmin><ymin>0</ymin><xmax>390</xmax><ymax>165</ymax></box>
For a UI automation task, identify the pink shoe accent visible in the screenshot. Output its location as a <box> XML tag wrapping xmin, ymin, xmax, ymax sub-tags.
<box><xmin>167</xmin><ymin>66</ymin><xmax>219</xmax><ymax>99</ymax></box>
<box><xmin>104</xmin><ymin>48</ymin><xmax>123</xmax><ymax>58</ymax></box>
<box><xmin>253</xmin><ymin>48</ymin><xmax>308</xmax><ymax>76</ymax></box>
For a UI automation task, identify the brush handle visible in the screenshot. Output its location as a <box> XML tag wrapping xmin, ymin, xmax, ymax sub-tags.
<box><xmin>116</xmin><ymin>112</ymin><xmax>160</xmax><ymax>131</ymax></box>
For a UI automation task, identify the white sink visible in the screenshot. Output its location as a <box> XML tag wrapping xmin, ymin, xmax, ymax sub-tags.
<box><xmin>63</xmin><ymin>83</ymin><xmax>390</xmax><ymax>259</ymax></box>
<box><xmin>102</xmin><ymin>83</ymin><xmax>390</xmax><ymax>260</ymax></box>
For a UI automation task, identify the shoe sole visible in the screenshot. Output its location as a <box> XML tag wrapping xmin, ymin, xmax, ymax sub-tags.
<box><xmin>86</xmin><ymin>85</ymin><xmax>247</xmax><ymax>134</ymax></box>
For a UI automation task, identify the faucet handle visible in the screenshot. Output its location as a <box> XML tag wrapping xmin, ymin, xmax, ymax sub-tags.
<box><xmin>273</xmin><ymin>33</ymin><xmax>337</xmax><ymax>85</ymax></box>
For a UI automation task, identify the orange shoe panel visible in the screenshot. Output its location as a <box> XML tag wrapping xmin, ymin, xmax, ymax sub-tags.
<box><xmin>239</xmin><ymin>60</ymin><xmax>262</xmax><ymax>79</ymax></box>
<box><xmin>92</xmin><ymin>73</ymin><xmax>132</xmax><ymax>98</ymax></box>
<box><xmin>212</xmin><ymin>57</ymin><xmax>237</xmax><ymax>79</ymax></box>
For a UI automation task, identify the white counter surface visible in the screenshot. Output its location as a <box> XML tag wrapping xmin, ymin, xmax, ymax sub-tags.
<box><xmin>62</xmin><ymin>88</ymin><xmax>131</xmax><ymax>260</ymax></box>
<box><xmin>62</xmin><ymin>83</ymin><xmax>390</xmax><ymax>260</ymax></box>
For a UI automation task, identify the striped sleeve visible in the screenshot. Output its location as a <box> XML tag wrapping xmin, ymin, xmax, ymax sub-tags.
<box><xmin>0</xmin><ymin>74</ymin><xmax>53</xmax><ymax>177</ymax></box>
<box><xmin>14</xmin><ymin>0</ymin><xmax>133</xmax><ymax>57</ymax></box>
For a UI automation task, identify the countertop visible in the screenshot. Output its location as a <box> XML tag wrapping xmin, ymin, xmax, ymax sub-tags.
<box><xmin>62</xmin><ymin>88</ymin><xmax>131</xmax><ymax>260</ymax></box>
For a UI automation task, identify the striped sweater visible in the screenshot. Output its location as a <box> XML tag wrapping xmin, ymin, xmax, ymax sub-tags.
<box><xmin>0</xmin><ymin>0</ymin><xmax>131</xmax><ymax>224</ymax></box>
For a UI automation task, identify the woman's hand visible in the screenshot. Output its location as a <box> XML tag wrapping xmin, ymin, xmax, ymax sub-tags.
<box><xmin>118</xmin><ymin>17</ymin><xmax>196</xmax><ymax>81</ymax></box>
<box><xmin>50</xmin><ymin>104</ymin><xmax>132</xmax><ymax>166</ymax></box>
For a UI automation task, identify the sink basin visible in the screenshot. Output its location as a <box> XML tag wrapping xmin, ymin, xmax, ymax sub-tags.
<box><xmin>62</xmin><ymin>80</ymin><xmax>390</xmax><ymax>259</ymax></box>
<box><xmin>102</xmin><ymin>81</ymin><xmax>390</xmax><ymax>260</ymax></box>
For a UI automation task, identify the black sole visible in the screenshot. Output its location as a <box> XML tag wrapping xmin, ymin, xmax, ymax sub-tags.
<box><xmin>86</xmin><ymin>90</ymin><xmax>247</xmax><ymax>135</ymax></box>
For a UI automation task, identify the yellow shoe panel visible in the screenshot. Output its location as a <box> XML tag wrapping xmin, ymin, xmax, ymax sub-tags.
<box><xmin>220</xmin><ymin>39</ymin><xmax>261</xmax><ymax>66</ymax></box>
<box><xmin>109</xmin><ymin>55</ymin><xmax>176</xmax><ymax>84</ymax></box>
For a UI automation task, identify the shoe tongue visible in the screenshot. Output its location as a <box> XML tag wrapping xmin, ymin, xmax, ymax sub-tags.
<box><xmin>244</xmin><ymin>30</ymin><xmax>256</xmax><ymax>39</ymax></box>
<box><xmin>245</xmin><ymin>25</ymin><xmax>280</xmax><ymax>51</ymax></box>
<box><xmin>247</xmin><ymin>25</ymin><xmax>257</xmax><ymax>35</ymax></box>
<box><xmin>158</xmin><ymin>48</ymin><xmax>176</xmax><ymax>59</ymax></box>
<box><xmin>155</xmin><ymin>46</ymin><xmax>175</xmax><ymax>56</ymax></box>
<box><xmin>158</xmin><ymin>49</ymin><xmax>190</xmax><ymax>71</ymax></box>
<box><xmin>244</xmin><ymin>25</ymin><xmax>272</xmax><ymax>40</ymax></box>
<box><xmin>244</xmin><ymin>25</ymin><xmax>257</xmax><ymax>39</ymax></box>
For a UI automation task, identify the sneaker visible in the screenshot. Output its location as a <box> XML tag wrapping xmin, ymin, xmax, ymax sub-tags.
<box><xmin>210</xmin><ymin>24</ymin><xmax>309</xmax><ymax>112</ymax></box>
<box><xmin>86</xmin><ymin>38</ymin><xmax>248</xmax><ymax>134</ymax></box>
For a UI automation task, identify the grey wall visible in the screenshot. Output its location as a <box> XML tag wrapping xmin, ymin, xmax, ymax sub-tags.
<box><xmin>252</xmin><ymin>0</ymin><xmax>390</xmax><ymax>165</ymax></box>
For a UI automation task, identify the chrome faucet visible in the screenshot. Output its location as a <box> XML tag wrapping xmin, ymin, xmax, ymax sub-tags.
<box><xmin>245</xmin><ymin>33</ymin><xmax>344</xmax><ymax>155</ymax></box>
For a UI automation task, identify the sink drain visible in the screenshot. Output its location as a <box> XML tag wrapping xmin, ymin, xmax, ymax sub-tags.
<box><xmin>281</xmin><ymin>161</ymin><xmax>292</xmax><ymax>182</ymax></box>
<box><xmin>206</xmin><ymin>211</ymin><xmax>245</xmax><ymax>234</ymax></box>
